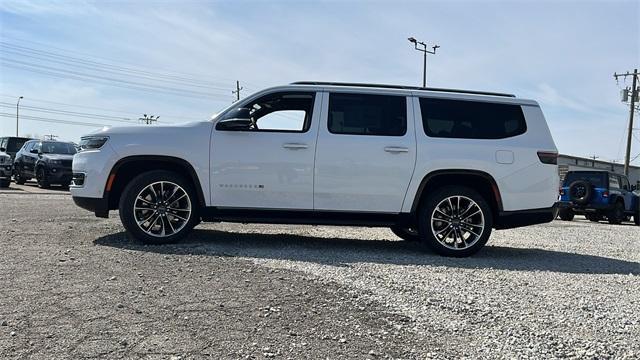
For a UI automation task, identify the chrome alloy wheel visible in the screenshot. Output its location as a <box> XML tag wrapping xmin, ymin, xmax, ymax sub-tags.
<box><xmin>133</xmin><ymin>181</ymin><xmax>192</xmax><ymax>237</ymax></box>
<box><xmin>430</xmin><ymin>195</ymin><xmax>485</xmax><ymax>250</ymax></box>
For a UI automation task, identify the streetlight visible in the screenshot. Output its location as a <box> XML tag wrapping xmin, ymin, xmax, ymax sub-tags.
<box><xmin>408</xmin><ymin>37</ymin><xmax>440</xmax><ymax>87</ymax></box>
<box><xmin>16</xmin><ymin>96</ymin><xmax>23</xmax><ymax>136</ymax></box>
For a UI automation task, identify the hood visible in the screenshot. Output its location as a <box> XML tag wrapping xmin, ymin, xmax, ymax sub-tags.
<box><xmin>42</xmin><ymin>154</ymin><xmax>75</xmax><ymax>161</ymax></box>
<box><xmin>85</xmin><ymin>121</ymin><xmax>211</xmax><ymax>137</ymax></box>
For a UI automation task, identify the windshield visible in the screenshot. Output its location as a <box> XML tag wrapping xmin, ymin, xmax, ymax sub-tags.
<box><xmin>563</xmin><ymin>172</ymin><xmax>606</xmax><ymax>187</ymax></box>
<box><xmin>42</xmin><ymin>142</ymin><xmax>77</xmax><ymax>155</ymax></box>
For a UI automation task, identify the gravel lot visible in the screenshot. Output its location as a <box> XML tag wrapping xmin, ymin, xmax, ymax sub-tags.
<box><xmin>0</xmin><ymin>187</ymin><xmax>639</xmax><ymax>359</ymax></box>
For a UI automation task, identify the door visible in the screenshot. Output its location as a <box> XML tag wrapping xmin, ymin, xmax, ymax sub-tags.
<box><xmin>210</xmin><ymin>91</ymin><xmax>321</xmax><ymax>209</ymax></box>
<box><xmin>24</xmin><ymin>141</ymin><xmax>40</xmax><ymax>176</ymax></box>
<box><xmin>618</xmin><ymin>175</ymin><xmax>635</xmax><ymax>212</ymax></box>
<box><xmin>314</xmin><ymin>91</ymin><xmax>416</xmax><ymax>212</ymax></box>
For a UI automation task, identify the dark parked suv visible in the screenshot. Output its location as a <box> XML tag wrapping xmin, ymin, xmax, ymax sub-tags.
<box><xmin>557</xmin><ymin>170</ymin><xmax>639</xmax><ymax>225</ymax></box>
<box><xmin>14</xmin><ymin>140</ymin><xmax>77</xmax><ymax>188</ymax></box>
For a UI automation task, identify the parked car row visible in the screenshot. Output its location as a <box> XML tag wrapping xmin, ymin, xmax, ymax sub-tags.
<box><xmin>0</xmin><ymin>136</ymin><xmax>76</xmax><ymax>189</ymax></box>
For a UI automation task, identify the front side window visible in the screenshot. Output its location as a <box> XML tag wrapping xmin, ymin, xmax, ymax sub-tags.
<box><xmin>221</xmin><ymin>92</ymin><xmax>315</xmax><ymax>132</ymax></box>
<box><xmin>328</xmin><ymin>93</ymin><xmax>407</xmax><ymax>136</ymax></box>
<box><xmin>420</xmin><ymin>98</ymin><xmax>527</xmax><ymax>139</ymax></box>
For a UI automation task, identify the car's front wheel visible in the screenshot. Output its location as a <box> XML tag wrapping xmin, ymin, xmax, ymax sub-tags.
<box><xmin>14</xmin><ymin>167</ymin><xmax>26</xmax><ymax>185</ymax></box>
<box><xmin>119</xmin><ymin>170</ymin><xmax>199</xmax><ymax>244</ymax></box>
<box><xmin>417</xmin><ymin>186</ymin><xmax>493</xmax><ymax>257</ymax></box>
<box><xmin>36</xmin><ymin>167</ymin><xmax>49</xmax><ymax>188</ymax></box>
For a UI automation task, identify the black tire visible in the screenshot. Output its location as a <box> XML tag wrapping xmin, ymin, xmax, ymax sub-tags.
<box><xmin>119</xmin><ymin>170</ymin><xmax>199</xmax><ymax>245</ymax></box>
<box><xmin>558</xmin><ymin>208</ymin><xmax>574</xmax><ymax>221</ymax></box>
<box><xmin>0</xmin><ymin>179</ymin><xmax>9</xmax><ymax>188</ymax></box>
<box><xmin>36</xmin><ymin>167</ymin><xmax>49</xmax><ymax>189</ymax></box>
<box><xmin>585</xmin><ymin>213</ymin><xmax>601</xmax><ymax>222</ymax></box>
<box><xmin>568</xmin><ymin>180</ymin><xmax>592</xmax><ymax>205</ymax></box>
<box><xmin>635</xmin><ymin>207</ymin><xmax>640</xmax><ymax>226</ymax></box>
<box><xmin>390</xmin><ymin>226</ymin><xmax>420</xmax><ymax>242</ymax></box>
<box><xmin>607</xmin><ymin>201</ymin><xmax>624</xmax><ymax>225</ymax></box>
<box><xmin>14</xmin><ymin>167</ymin><xmax>26</xmax><ymax>185</ymax></box>
<box><xmin>417</xmin><ymin>186</ymin><xmax>493</xmax><ymax>257</ymax></box>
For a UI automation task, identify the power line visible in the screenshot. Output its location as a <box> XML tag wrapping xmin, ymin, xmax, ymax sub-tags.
<box><xmin>1</xmin><ymin>59</ymin><xmax>227</xmax><ymax>98</ymax></box>
<box><xmin>0</xmin><ymin>94</ymin><xmax>206</xmax><ymax>121</ymax></box>
<box><xmin>0</xmin><ymin>102</ymin><xmax>138</xmax><ymax>123</ymax></box>
<box><xmin>1</xmin><ymin>45</ymin><xmax>232</xmax><ymax>92</ymax></box>
<box><xmin>1</xmin><ymin>62</ymin><xmax>234</xmax><ymax>101</ymax></box>
<box><xmin>0</xmin><ymin>112</ymin><xmax>108</xmax><ymax>127</ymax></box>
<box><xmin>0</xmin><ymin>41</ymin><xmax>237</xmax><ymax>88</ymax></box>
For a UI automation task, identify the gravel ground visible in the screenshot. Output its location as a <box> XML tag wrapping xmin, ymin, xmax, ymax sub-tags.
<box><xmin>0</xmin><ymin>190</ymin><xmax>639</xmax><ymax>359</ymax></box>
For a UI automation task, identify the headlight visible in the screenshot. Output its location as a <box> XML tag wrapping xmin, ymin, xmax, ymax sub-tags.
<box><xmin>79</xmin><ymin>136</ymin><xmax>109</xmax><ymax>151</ymax></box>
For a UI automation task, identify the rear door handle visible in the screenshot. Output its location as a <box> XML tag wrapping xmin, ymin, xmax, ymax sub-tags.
<box><xmin>384</xmin><ymin>146</ymin><xmax>409</xmax><ymax>153</ymax></box>
<box><xmin>282</xmin><ymin>143</ymin><xmax>308</xmax><ymax>150</ymax></box>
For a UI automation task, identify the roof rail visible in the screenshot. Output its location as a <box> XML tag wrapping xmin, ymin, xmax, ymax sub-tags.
<box><xmin>291</xmin><ymin>81</ymin><xmax>516</xmax><ymax>98</ymax></box>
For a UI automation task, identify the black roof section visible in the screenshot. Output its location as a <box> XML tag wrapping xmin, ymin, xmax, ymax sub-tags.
<box><xmin>291</xmin><ymin>81</ymin><xmax>516</xmax><ymax>98</ymax></box>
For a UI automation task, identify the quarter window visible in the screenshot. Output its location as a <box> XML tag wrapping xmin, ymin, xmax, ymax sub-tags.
<box><xmin>609</xmin><ymin>174</ymin><xmax>620</xmax><ymax>189</ymax></box>
<box><xmin>420</xmin><ymin>98</ymin><xmax>527</xmax><ymax>139</ymax></box>
<box><xmin>328</xmin><ymin>93</ymin><xmax>407</xmax><ymax>136</ymax></box>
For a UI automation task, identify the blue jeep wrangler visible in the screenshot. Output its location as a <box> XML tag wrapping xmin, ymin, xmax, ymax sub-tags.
<box><xmin>557</xmin><ymin>170</ymin><xmax>639</xmax><ymax>225</ymax></box>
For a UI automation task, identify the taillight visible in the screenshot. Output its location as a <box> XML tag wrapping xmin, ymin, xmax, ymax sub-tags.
<box><xmin>559</xmin><ymin>188</ymin><xmax>565</xmax><ymax>196</ymax></box>
<box><xmin>603</xmin><ymin>191</ymin><xmax>609</xmax><ymax>198</ymax></box>
<box><xmin>537</xmin><ymin>151</ymin><xmax>558</xmax><ymax>165</ymax></box>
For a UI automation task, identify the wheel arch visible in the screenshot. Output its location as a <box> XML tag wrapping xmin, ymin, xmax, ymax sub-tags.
<box><xmin>106</xmin><ymin>155</ymin><xmax>206</xmax><ymax>210</ymax></box>
<box><xmin>410</xmin><ymin>169</ymin><xmax>503</xmax><ymax>217</ymax></box>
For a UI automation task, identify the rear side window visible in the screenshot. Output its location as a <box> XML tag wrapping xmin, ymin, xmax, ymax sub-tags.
<box><xmin>563</xmin><ymin>172</ymin><xmax>606</xmax><ymax>187</ymax></box>
<box><xmin>419</xmin><ymin>98</ymin><xmax>527</xmax><ymax>139</ymax></box>
<box><xmin>328</xmin><ymin>93</ymin><xmax>406</xmax><ymax>136</ymax></box>
<box><xmin>8</xmin><ymin>138</ymin><xmax>28</xmax><ymax>152</ymax></box>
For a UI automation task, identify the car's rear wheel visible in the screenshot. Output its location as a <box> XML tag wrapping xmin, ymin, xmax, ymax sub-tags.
<box><xmin>558</xmin><ymin>208</ymin><xmax>574</xmax><ymax>221</ymax></box>
<box><xmin>585</xmin><ymin>213</ymin><xmax>601</xmax><ymax>222</ymax></box>
<box><xmin>119</xmin><ymin>170</ymin><xmax>199</xmax><ymax>244</ymax></box>
<box><xmin>36</xmin><ymin>167</ymin><xmax>49</xmax><ymax>189</ymax></box>
<box><xmin>607</xmin><ymin>201</ymin><xmax>624</xmax><ymax>225</ymax></box>
<box><xmin>417</xmin><ymin>186</ymin><xmax>493</xmax><ymax>257</ymax></box>
<box><xmin>390</xmin><ymin>226</ymin><xmax>420</xmax><ymax>242</ymax></box>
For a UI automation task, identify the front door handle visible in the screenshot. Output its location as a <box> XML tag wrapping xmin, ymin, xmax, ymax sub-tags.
<box><xmin>282</xmin><ymin>143</ymin><xmax>308</xmax><ymax>150</ymax></box>
<box><xmin>384</xmin><ymin>146</ymin><xmax>409</xmax><ymax>153</ymax></box>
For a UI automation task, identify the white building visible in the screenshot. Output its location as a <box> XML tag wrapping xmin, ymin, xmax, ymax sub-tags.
<box><xmin>558</xmin><ymin>154</ymin><xmax>640</xmax><ymax>188</ymax></box>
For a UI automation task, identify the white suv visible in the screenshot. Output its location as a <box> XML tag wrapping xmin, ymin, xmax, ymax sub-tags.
<box><xmin>71</xmin><ymin>82</ymin><xmax>559</xmax><ymax>257</ymax></box>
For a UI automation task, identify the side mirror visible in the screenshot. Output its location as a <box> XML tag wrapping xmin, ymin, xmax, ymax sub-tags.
<box><xmin>216</xmin><ymin>118</ymin><xmax>253</xmax><ymax>130</ymax></box>
<box><xmin>215</xmin><ymin>108</ymin><xmax>253</xmax><ymax>131</ymax></box>
<box><xmin>30</xmin><ymin>149</ymin><xmax>39</xmax><ymax>154</ymax></box>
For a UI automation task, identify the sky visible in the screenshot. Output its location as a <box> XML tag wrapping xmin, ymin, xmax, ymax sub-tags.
<box><xmin>0</xmin><ymin>0</ymin><xmax>638</xmax><ymax>164</ymax></box>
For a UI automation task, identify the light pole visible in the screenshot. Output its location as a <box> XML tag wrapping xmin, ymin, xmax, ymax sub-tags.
<box><xmin>408</xmin><ymin>37</ymin><xmax>439</xmax><ymax>87</ymax></box>
<box><xmin>16</xmin><ymin>96</ymin><xmax>23</xmax><ymax>136</ymax></box>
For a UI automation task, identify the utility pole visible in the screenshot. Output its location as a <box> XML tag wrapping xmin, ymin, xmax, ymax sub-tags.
<box><xmin>138</xmin><ymin>114</ymin><xmax>159</xmax><ymax>125</ymax></box>
<box><xmin>16</xmin><ymin>96</ymin><xmax>23</xmax><ymax>136</ymax></box>
<box><xmin>232</xmin><ymin>81</ymin><xmax>243</xmax><ymax>101</ymax></box>
<box><xmin>614</xmin><ymin>68</ymin><xmax>639</xmax><ymax>176</ymax></box>
<box><xmin>408</xmin><ymin>37</ymin><xmax>440</xmax><ymax>87</ymax></box>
